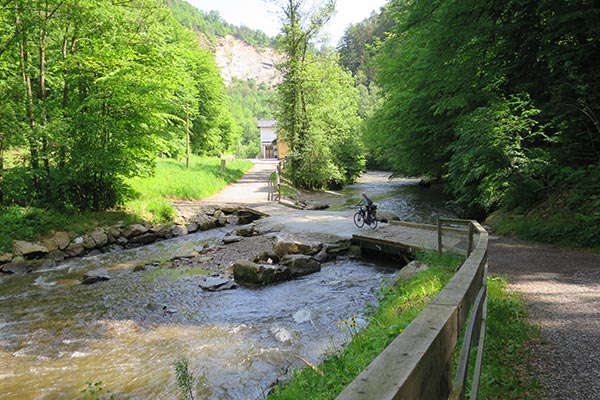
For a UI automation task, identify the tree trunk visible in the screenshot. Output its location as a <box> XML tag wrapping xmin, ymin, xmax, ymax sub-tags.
<box><xmin>16</xmin><ymin>2</ymin><xmax>40</xmax><ymax>171</ymax></box>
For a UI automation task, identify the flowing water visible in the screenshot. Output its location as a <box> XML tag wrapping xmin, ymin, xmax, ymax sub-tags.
<box><xmin>0</xmin><ymin>174</ymin><xmax>453</xmax><ymax>399</ymax></box>
<box><xmin>342</xmin><ymin>172</ymin><xmax>457</xmax><ymax>224</ymax></box>
<box><xmin>0</xmin><ymin>228</ymin><xmax>396</xmax><ymax>399</ymax></box>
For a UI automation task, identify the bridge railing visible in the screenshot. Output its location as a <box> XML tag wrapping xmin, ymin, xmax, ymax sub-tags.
<box><xmin>336</xmin><ymin>219</ymin><xmax>488</xmax><ymax>400</ymax></box>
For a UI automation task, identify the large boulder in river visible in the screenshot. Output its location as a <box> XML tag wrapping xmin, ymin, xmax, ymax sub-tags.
<box><xmin>0</xmin><ymin>257</ymin><xmax>31</xmax><ymax>275</ymax></box>
<box><xmin>274</xmin><ymin>233</ymin><xmax>322</xmax><ymax>257</ymax></box>
<box><xmin>280</xmin><ymin>254</ymin><xmax>321</xmax><ymax>278</ymax></box>
<box><xmin>81</xmin><ymin>268</ymin><xmax>111</xmax><ymax>284</ymax></box>
<box><xmin>13</xmin><ymin>240</ymin><xmax>49</xmax><ymax>259</ymax></box>
<box><xmin>232</xmin><ymin>259</ymin><xmax>292</xmax><ymax>286</ymax></box>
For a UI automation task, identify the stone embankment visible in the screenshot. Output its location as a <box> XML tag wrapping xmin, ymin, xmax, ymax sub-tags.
<box><xmin>0</xmin><ymin>205</ymin><xmax>264</xmax><ymax>276</ymax></box>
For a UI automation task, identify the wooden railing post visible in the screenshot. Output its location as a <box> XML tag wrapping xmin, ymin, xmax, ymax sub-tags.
<box><xmin>467</xmin><ymin>222</ymin><xmax>474</xmax><ymax>257</ymax></box>
<box><xmin>437</xmin><ymin>217</ymin><xmax>443</xmax><ymax>253</ymax></box>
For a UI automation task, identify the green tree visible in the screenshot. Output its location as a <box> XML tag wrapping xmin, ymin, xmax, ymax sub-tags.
<box><xmin>1</xmin><ymin>0</ymin><xmax>235</xmax><ymax>210</ymax></box>
<box><xmin>368</xmin><ymin>0</ymin><xmax>599</xmax><ymax>220</ymax></box>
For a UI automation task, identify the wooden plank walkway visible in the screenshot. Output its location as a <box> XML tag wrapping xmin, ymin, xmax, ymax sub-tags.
<box><xmin>352</xmin><ymin>221</ymin><xmax>473</xmax><ymax>257</ymax></box>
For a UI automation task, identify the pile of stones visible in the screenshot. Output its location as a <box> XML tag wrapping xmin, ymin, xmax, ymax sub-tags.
<box><xmin>0</xmin><ymin>206</ymin><xmax>265</xmax><ymax>276</ymax></box>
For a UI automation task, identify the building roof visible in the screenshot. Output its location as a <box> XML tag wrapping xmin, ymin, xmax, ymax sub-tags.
<box><xmin>257</xmin><ymin>120</ymin><xmax>276</xmax><ymax>128</ymax></box>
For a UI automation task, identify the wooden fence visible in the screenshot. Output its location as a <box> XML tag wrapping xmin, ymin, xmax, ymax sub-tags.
<box><xmin>336</xmin><ymin>219</ymin><xmax>488</xmax><ymax>400</ymax></box>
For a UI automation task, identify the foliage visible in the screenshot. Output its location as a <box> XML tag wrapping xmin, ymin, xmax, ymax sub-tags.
<box><xmin>478</xmin><ymin>276</ymin><xmax>541</xmax><ymax>399</ymax></box>
<box><xmin>274</xmin><ymin>0</ymin><xmax>364</xmax><ymax>189</ymax></box>
<box><xmin>268</xmin><ymin>251</ymin><xmax>462</xmax><ymax>399</ymax></box>
<box><xmin>0</xmin><ymin>0</ymin><xmax>237</xmax><ymax>212</ymax></box>
<box><xmin>168</xmin><ymin>0</ymin><xmax>276</xmax><ymax>47</ymax></box>
<box><xmin>446</xmin><ymin>95</ymin><xmax>549</xmax><ymax>218</ymax></box>
<box><xmin>80</xmin><ymin>381</ymin><xmax>116</xmax><ymax>400</ymax></box>
<box><xmin>174</xmin><ymin>358</ymin><xmax>196</xmax><ymax>400</ymax></box>
<box><xmin>227</xmin><ymin>79</ymin><xmax>276</xmax><ymax>158</ymax></box>
<box><xmin>363</xmin><ymin>0</ymin><xmax>600</xmax><ymax>224</ymax></box>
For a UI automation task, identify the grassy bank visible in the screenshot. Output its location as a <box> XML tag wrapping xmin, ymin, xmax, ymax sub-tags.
<box><xmin>268</xmin><ymin>251</ymin><xmax>463</xmax><ymax>399</ymax></box>
<box><xmin>0</xmin><ymin>157</ymin><xmax>253</xmax><ymax>253</ymax></box>
<box><xmin>477</xmin><ymin>276</ymin><xmax>541</xmax><ymax>399</ymax></box>
<box><xmin>488</xmin><ymin>209</ymin><xmax>600</xmax><ymax>251</ymax></box>
<box><xmin>268</xmin><ymin>256</ymin><xmax>540</xmax><ymax>400</ymax></box>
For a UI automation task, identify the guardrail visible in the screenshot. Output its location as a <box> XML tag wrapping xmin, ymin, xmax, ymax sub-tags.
<box><xmin>336</xmin><ymin>219</ymin><xmax>488</xmax><ymax>400</ymax></box>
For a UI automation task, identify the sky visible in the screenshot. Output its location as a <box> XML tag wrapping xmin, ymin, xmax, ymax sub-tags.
<box><xmin>186</xmin><ymin>0</ymin><xmax>387</xmax><ymax>46</ymax></box>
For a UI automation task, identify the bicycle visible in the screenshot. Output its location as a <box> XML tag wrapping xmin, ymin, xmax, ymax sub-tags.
<box><xmin>353</xmin><ymin>205</ymin><xmax>378</xmax><ymax>229</ymax></box>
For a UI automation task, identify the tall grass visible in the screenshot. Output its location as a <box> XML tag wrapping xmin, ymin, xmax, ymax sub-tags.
<box><xmin>124</xmin><ymin>157</ymin><xmax>252</xmax><ymax>223</ymax></box>
<box><xmin>477</xmin><ymin>276</ymin><xmax>541</xmax><ymax>399</ymax></box>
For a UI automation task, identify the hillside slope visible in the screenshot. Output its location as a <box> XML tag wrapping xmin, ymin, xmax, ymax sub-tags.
<box><xmin>213</xmin><ymin>34</ymin><xmax>282</xmax><ymax>87</ymax></box>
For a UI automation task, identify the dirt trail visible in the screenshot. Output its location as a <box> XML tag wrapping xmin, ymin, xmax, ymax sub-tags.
<box><xmin>488</xmin><ymin>237</ymin><xmax>600</xmax><ymax>399</ymax></box>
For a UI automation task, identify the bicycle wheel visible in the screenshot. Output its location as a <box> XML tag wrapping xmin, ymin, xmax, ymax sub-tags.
<box><xmin>353</xmin><ymin>211</ymin><xmax>365</xmax><ymax>228</ymax></box>
<box><xmin>368</xmin><ymin>216</ymin><xmax>378</xmax><ymax>229</ymax></box>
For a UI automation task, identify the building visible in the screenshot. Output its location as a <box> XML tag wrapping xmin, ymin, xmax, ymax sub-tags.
<box><xmin>257</xmin><ymin>120</ymin><xmax>288</xmax><ymax>159</ymax></box>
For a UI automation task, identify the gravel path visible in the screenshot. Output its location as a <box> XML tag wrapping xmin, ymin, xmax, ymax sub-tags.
<box><xmin>488</xmin><ymin>237</ymin><xmax>600</xmax><ymax>399</ymax></box>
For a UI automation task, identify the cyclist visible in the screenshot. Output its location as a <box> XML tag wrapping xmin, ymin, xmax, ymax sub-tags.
<box><xmin>358</xmin><ymin>192</ymin><xmax>376</xmax><ymax>221</ymax></box>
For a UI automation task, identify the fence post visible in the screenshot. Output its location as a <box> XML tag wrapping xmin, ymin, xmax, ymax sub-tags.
<box><xmin>437</xmin><ymin>218</ymin><xmax>443</xmax><ymax>254</ymax></box>
<box><xmin>467</xmin><ymin>222</ymin><xmax>474</xmax><ymax>257</ymax></box>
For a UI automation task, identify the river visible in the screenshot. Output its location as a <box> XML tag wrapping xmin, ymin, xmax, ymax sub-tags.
<box><xmin>0</xmin><ymin>174</ymin><xmax>453</xmax><ymax>399</ymax></box>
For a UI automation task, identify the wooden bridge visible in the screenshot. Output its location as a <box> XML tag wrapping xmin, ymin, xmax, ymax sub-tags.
<box><xmin>353</xmin><ymin>219</ymin><xmax>478</xmax><ymax>258</ymax></box>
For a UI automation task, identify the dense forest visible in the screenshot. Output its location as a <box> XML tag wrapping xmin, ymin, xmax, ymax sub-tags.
<box><xmin>336</xmin><ymin>0</ymin><xmax>599</xmax><ymax>246</ymax></box>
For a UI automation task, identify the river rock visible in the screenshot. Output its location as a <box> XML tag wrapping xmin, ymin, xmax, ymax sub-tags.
<box><xmin>223</xmin><ymin>234</ymin><xmax>242</xmax><ymax>244</ymax></box>
<box><xmin>81</xmin><ymin>268</ymin><xmax>111</xmax><ymax>284</ymax></box>
<box><xmin>236</xmin><ymin>208</ymin><xmax>265</xmax><ymax>225</ymax></box>
<box><xmin>274</xmin><ymin>233</ymin><xmax>322</xmax><ymax>257</ymax></box>
<box><xmin>196</xmin><ymin>215</ymin><xmax>217</xmax><ymax>231</ymax></box>
<box><xmin>46</xmin><ymin>250</ymin><xmax>66</xmax><ymax>262</ymax></box>
<box><xmin>172</xmin><ymin>225</ymin><xmax>188</xmax><ymax>237</ymax></box>
<box><xmin>13</xmin><ymin>240</ymin><xmax>49</xmax><ymax>259</ymax></box>
<box><xmin>214</xmin><ymin>210</ymin><xmax>227</xmax><ymax>226</ymax></box>
<box><xmin>396</xmin><ymin>260</ymin><xmax>428</xmax><ymax>281</ymax></box>
<box><xmin>198</xmin><ymin>276</ymin><xmax>238</xmax><ymax>291</ymax></box>
<box><xmin>38</xmin><ymin>259</ymin><xmax>57</xmax><ymax>270</ymax></box>
<box><xmin>280</xmin><ymin>254</ymin><xmax>321</xmax><ymax>277</ymax></box>
<box><xmin>270</xmin><ymin>327</ymin><xmax>293</xmax><ymax>343</ymax></box>
<box><xmin>65</xmin><ymin>242</ymin><xmax>85</xmax><ymax>257</ymax></box>
<box><xmin>186</xmin><ymin>223</ymin><xmax>199</xmax><ymax>233</ymax></box>
<box><xmin>0</xmin><ymin>257</ymin><xmax>31</xmax><ymax>274</ymax></box>
<box><xmin>233</xmin><ymin>224</ymin><xmax>255</xmax><ymax>237</ymax></box>
<box><xmin>0</xmin><ymin>252</ymin><xmax>12</xmax><ymax>264</ymax></box>
<box><xmin>377</xmin><ymin>211</ymin><xmax>400</xmax><ymax>223</ymax></box>
<box><xmin>232</xmin><ymin>259</ymin><xmax>292</xmax><ymax>285</ymax></box>
<box><xmin>40</xmin><ymin>231</ymin><xmax>70</xmax><ymax>251</ymax></box>
<box><xmin>122</xmin><ymin>224</ymin><xmax>148</xmax><ymax>238</ymax></box>
<box><xmin>129</xmin><ymin>233</ymin><xmax>158</xmax><ymax>245</ymax></box>
<box><xmin>91</xmin><ymin>229</ymin><xmax>109</xmax><ymax>247</ymax></box>
<box><xmin>253</xmin><ymin>251</ymin><xmax>280</xmax><ymax>264</ymax></box>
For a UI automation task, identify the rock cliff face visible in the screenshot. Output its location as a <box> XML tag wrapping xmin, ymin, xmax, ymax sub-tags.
<box><xmin>213</xmin><ymin>35</ymin><xmax>282</xmax><ymax>87</ymax></box>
